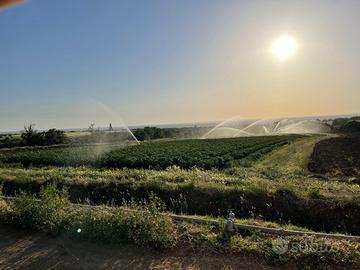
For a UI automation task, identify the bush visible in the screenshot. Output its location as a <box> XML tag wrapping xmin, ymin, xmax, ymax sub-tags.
<box><xmin>133</xmin><ymin>126</ymin><xmax>164</xmax><ymax>141</ymax></box>
<box><xmin>338</xmin><ymin>120</ymin><xmax>360</xmax><ymax>133</ymax></box>
<box><xmin>21</xmin><ymin>125</ymin><xmax>66</xmax><ymax>146</ymax></box>
<box><xmin>1</xmin><ymin>186</ymin><xmax>176</xmax><ymax>249</ymax></box>
<box><xmin>114</xmin><ymin>196</ymin><xmax>176</xmax><ymax>249</ymax></box>
<box><xmin>0</xmin><ymin>199</ymin><xmax>12</xmax><ymax>224</ymax></box>
<box><xmin>64</xmin><ymin>195</ymin><xmax>176</xmax><ymax>249</ymax></box>
<box><xmin>10</xmin><ymin>185</ymin><xmax>69</xmax><ymax>232</ymax></box>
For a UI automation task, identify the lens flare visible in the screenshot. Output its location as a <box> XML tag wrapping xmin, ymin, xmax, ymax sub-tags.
<box><xmin>0</xmin><ymin>0</ymin><xmax>25</xmax><ymax>10</ymax></box>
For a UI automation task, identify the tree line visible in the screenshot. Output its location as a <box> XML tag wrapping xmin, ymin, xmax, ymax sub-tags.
<box><xmin>20</xmin><ymin>124</ymin><xmax>66</xmax><ymax>146</ymax></box>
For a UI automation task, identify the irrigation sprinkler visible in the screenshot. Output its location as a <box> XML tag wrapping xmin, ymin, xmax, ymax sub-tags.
<box><xmin>227</xmin><ymin>209</ymin><xmax>236</xmax><ymax>232</ymax></box>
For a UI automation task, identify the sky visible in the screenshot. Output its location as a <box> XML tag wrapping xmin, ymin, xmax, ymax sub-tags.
<box><xmin>1</xmin><ymin>0</ymin><xmax>360</xmax><ymax>131</ymax></box>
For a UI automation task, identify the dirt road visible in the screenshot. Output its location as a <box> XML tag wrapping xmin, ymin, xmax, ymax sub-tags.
<box><xmin>0</xmin><ymin>226</ymin><xmax>280</xmax><ymax>270</ymax></box>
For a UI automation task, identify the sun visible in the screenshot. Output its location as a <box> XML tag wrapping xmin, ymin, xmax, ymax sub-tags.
<box><xmin>271</xmin><ymin>35</ymin><xmax>297</xmax><ymax>60</ymax></box>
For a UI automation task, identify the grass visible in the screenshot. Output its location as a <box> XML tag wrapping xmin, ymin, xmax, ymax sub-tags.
<box><xmin>0</xmin><ymin>166</ymin><xmax>359</xmax><ymax>200</ymax></box>
<box><xmin>65</xmin><ymin>131</ymin><xmax>91</xmax><ymax>138</ymax></box>
<box><xmin>255</xmin><ymin>135</ymin><xmax>327</xmax><ymax>175</ymax></box>
<box><xmin>1</xmin><ymin>165</ymin><xmax>360</xmax><ymax>234</ymax></box>
<box><xmin>173</xmin><ymin>213</ymin><xmax>312</xmax><ymax>232</ymax></box>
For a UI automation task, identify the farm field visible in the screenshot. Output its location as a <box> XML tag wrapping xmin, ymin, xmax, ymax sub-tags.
<box><xmin>1</xmin><ymin>133</ymin><xmax>360</xmax><ymax>269</ymax></box>
<box><xmin>0</xmin><ymin>143</ymin><xmax>123</xmax><ymax>167</ymax></box>
<box><xmin>3</xmin><ymin>0</ymin><xmax>360</xmax><ymax>268</ymax></box>
<box><xmin>1</xmin><ymin>134</ymin><xmax>360</xmax><ymax>234</ymax></box>
<box><xmin>102</xmin><ymin>135</ymin><xmax>302</xmax><ymax>169</ymax></box>
<box><xmin>0</xmin><ymin>135</ymin><xmax>301</xmax><ymax>169</ymax></box>
<box><xmin>309</xmin><ymin>136</ymin><xmax>360</xmax><ymax>180</ymax></box>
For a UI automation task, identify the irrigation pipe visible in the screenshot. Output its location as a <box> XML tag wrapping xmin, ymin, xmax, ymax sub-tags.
<box><xmin>1</xmin><ymin>195</ymin><xmax>360</xmax><ymax>242</ymax></box>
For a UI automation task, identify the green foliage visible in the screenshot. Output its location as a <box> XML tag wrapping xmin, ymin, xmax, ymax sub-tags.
<box><xmin>69</xmin><ymin>130</ymin><xmax>134</xmax><ymax>144</ymax></box>
<box><xmin>0</xmin><ymin>144</ymin><xmax>116</xmax><ymax>167</ymax></box>
<box><xmin>63</xmin><ymin>205</ymin><xmax>176</xmax><ymax>249</ymax></box>
<box><xmin>1</xmin><ymin>186</ymin><xmax>175</xmax><ymax>249</ymax></box>
<box><xmin>10</xmin><ymin>185</ymin><xmax>69</xmax><ymax>232</ymax></box>
<box><xmin>0</xmin><ymin>187</ymin><xmax>359</xmax><ymax>268</ymax></box>
<box><xmin>133</xmin><ymin>126</ymin><xmax>208</xmax><ymax>141</ymax></box>
<box><xmin>65</xmin><ymin>194</ymin><xmax>176</xmax><ymax>249</ymax></box>
<box><xmin>0</xmin><ymin>135</ymin><xmax>300</xmax><ymax>169</ymax></box>
<box><xmin>0</xmin><ymin>198</ymin><xmax>12</xmax><ymax>224</ymax></box>
<box><xmin>133</xmin><ymin>126</ymin><xmax>164</xmax><ymax>141</ymax></box>
<box><xmin>103</xmin><ymin>135</ymin><xmax>301</xmax><ymax>170</ymax></box>
<box><xmin>332</xmin><ymin>117</ymin><xmax>360</xmax><ymax>133</ymax></box>
<box><xmin>0</xmin><ymin>134</ymin><xmax>19</xmax><ymax>148</ymax></box>
<box><xmin>114</xmin><ymin>196</ymin><xmax>175</xmax><ymax>249</ymax></box>
<box><xmin>339</xmin><ymin>120</ymin><xmax>360</xmax><ymax>133</ymax></box>
<box><xmin>43</xmin><ymin>128</ymin><xmax>66</xmax><ymax>145</ymax></box>
<box><xmin>21</xmin><ymin>125</ymin><xmax>66</xmax><ymax>146</ymax></box>
<box><xmin>1</xmin><ymin>163</ymin><xmax>360</xmax><ymax>234</ymax></box>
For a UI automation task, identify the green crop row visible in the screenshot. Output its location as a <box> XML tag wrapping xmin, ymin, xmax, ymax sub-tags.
<box><xmin>0</xmin><ymin>135</ymin><xmax>302</xmax><ymax>170</ymax></box>
<box><xmin>102</xmin><ymin>135</ymin><xmax>302</xmax><ymax>170</ymax></box>
<box><xmin>0</xmin><ymin>144</ymin><xmax>121</xmax><ymax>168</ymax></box>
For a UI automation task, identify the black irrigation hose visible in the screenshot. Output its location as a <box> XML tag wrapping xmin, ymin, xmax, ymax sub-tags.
<box><xmin>1</xmin><ymin>195</ymin><xmax>360</xmax><ymax>242</ymax></box>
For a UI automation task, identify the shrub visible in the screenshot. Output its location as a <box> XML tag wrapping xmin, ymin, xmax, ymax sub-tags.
<box><xmin>10</xmin><ymin>185</ymin><xmax>69</xmax><ymax>232</ymax></box>
<box><xmin>3</xmin><ymin>187</ymin><xmax>176</xmax><ymax>249</ymax></box>
<box><xmin>21</xmin><ymin>125</ymin><xmax>66</xmax><ymax>146</ymax></box>
<box><xmin>0</xmin><ymin>199</ymin><xmax>12</xmax><ymax>224</ymax></box>
<box><xmin>58</xmin><ymin>196</ymin><xmax>176</xmax><ymax>249</ymax></box>
<box><xmin>113</xmin><ymin>198</ymin><xmax>176</xmax><ymax>249</ymax></box>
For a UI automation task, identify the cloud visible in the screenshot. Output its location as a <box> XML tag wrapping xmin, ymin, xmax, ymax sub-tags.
<box><xmin>0</xmin><ymin>0</ymin><xmax>26</xmax><ymax>10</ymax></box>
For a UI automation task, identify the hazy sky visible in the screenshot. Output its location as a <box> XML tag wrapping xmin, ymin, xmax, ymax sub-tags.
<box><xmin>1</xmin><ymin>0</ymin><xmax>360</xmax><ymax>130</ymax></box>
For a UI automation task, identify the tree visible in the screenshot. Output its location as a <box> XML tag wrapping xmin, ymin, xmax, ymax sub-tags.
<box><xmin>21</xmin><ymin>124</ymin><xmax>42</xmax><ymax>146</ymax></box>
<box><xmin>133</xmin><ymin>129</ymin><xmax>145</xmax><ymax>141</ymax></box>
<box><xmin>88</xmin><ymin>123</ymin><xmax>95</xmax><ymax>132</ymax></box>
<box><xmin>133</xmin><ymin>127</ymin><xmax>164</xmax><ymax>141</ymax></box>
<box><xmin>339</xmin><ymin>121</ymin><xmax>360</xmax><ymax>133</ymax></box>
<box><xmin>21</xmin><ymin>124</ymin><xmax>66</xmax><ymax>146</ymax></box>
<box><xmin>44</xmin><ymin>128</ymin><xmax>66</xmax><ymax>145</ymax></box>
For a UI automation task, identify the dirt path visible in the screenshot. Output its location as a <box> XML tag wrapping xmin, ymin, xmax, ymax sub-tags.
<box><xmin>0</xmin><ymin>226</ymin><xmax>284</xmax><ymax>270</ymax></box>
<box><xmin>256</xmin><ymin>135</ymin><xmax>327</xmax><ymax>174</ymax></box>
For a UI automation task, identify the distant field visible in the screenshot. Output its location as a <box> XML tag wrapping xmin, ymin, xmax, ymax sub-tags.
<box><xmin>0</xmin><ymin>135</ymin><xmax>302</xmax><ymax>169</ymax></box>
<box><xmin>0</xmin><ymin>143</ymin><xmax>122</xmax><ymax>167</ymax></box>
<box><xmin>103</xmin><ymin>135</ymin><xmax>302</xmax><ymax>169</ymax></box>
<box><xmin>65</xmin><ymin>131</ymin><xmax>91</xmax><ymax>137</ymax></box>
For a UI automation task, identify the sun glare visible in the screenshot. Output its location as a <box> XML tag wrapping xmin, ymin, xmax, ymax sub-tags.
<box><xmin>271</xmin><ymin>35</ymin><xmax>297</xmax><ymax>60</ymax></box>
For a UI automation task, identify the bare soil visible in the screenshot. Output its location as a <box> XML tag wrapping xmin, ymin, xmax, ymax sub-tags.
<box><xmin>0</xmin><ymin>226</ymin><xmax>282</xmax><ymax>270</ymax></box>
<box><xmin>308</xmin><ymin>136</ymin><xmax>360</xmax><ymax>180</ymax></box>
